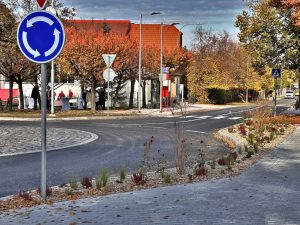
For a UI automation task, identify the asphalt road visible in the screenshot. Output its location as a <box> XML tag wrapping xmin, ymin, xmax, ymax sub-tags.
<box><xmin>0</xmin><ymin>99</ymin><xmax>293</xmax><ymax>197</ymax></box>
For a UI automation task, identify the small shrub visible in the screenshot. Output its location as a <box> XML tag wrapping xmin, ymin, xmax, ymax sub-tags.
<box><xmin>81</xmin><ymin>177</ymin><xmax>92</xmax><ymax>188</ymax></box>
<box><xmin>230</xmin><ymin>151</ymin><xmax>238</xmax><ymax>161</ymax></box>
<box><xmin>269</xmin><ymin>132</ymin><xmax>275</xmax><ymax>141</ymax></box>
<box><xmin>100</xmin><ymin>168</ymin><xmax>109</xmax><ymax>187</ymax></box>
<box><xmin>37</xmin><ymin>186</ymin><xmax>52</xmax><ymax>197</ymax></box>
<box><xmin>245</xmin><ymin>120</ymin><xmax>254</xmax><ymax>127</ymax></box>
<box><xmin>194</xmin><ymin>166</ymin><xmax>208</xmax><ymax>176</ymax></box>
<box><xmin>208</xmin><ymin>159</ymin><xmax>216</xmax><ymax>169</ymax></box>
<box><xmin>228</xmin><ymin>127</ymin><xmax>236</xmax><ymax>133</ymax></box>
<box><xmin>95</xmin><ymin>178</ymin><xmax>102</xmax><ymax>190</ymax></box>
<box><xmin>69</xmin><ymin>176</ymin><xmax>79</xmax><ymax>190</ymax></box>
<box><xmin>153</xmin><ymin>149</ymin><xmax>167</xmax><ymax>173</ymax></box>
<box><xmin>119</xmin><ymin>166</ymin><xmax>127</xmax><ymax>181</ymax></box>
<box><xmin>279</xmin><ymin>128</ymin><xmax>285</xmax><ymax>134</ymax></box>
<box><xmin>160</xmin><ymin>171</ymin><xmax>171</xmax><ymax>183</ymax></box>
<box><xmin>237</xmin><ymin>146</ymin><xmax>243</xmax><ymax>155</ymax></box>
<box><xmin>238</xmin><ymin>124</ymin><xmax>247</xmax><ymax>136</ymax></box>
<box><xmin>131</xmin><ymin>172</ymin><xmax>147</xmax><ymax>185</ymax></box>
<box><xmin>163</xmin><ymin>173</ymin><xmax>171</xmax><ymax>183</ymax></box>
<box><xmin>96</xmin><ymin>169</ymin><xmax>109</xmax><ymax>190</ymax></box>
<box><xmin>225</xmin><ymin>155</ymin><xmax>234</xmax><ymax>171</ymax></box>
<box><xmin>188</xmin><ymin>174</ymin><xmax>193</xmax><ymax>183</ymax></box>
<box><xmin>218</xmin><ymin>157</ymin><xmax>226</xmax><ymax>166</ymax></box>
<box><xmin>140</xmin><ymin>136</ymin><xmax>154</xmax><ymax>173</ymax></box>
<box><xmin>263</xmin><ymin>136</ymin><xmax>270</xmax><ymax>143</ymax></box>
<box><xmin>64</xmin><ymin>188</ymin><xmax>73</xmax><ymax>195</ymax></box>
<box><xmin>244</xmin><ymin>145</ymin><xmax>253</xmax><ymax>158</ymax></box>
<box><xmin>247</xmin><ymin>133</ymin><xmax>255</xmax><ymax>147</ymax></box>
<box><xmin>253</xmin><ymin>142</ymin><xmax>259</xmax><ymax>153</ymax></box>
<box><xmin>18</xmin><ymin>191</ymin><xmax>32</xmax><ymax>201</ymax></box>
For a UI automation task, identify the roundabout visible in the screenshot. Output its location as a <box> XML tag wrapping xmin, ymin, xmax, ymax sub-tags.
<box><xmin>0</xmin><ymin>126</ymin><xmax>98</xmax><ymax>156</ymax></box>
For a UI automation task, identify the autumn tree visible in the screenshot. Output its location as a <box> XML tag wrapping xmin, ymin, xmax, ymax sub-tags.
<box><xmin>187</xmin><ymin>27</ymin><xmax>260</xmax><ymax>103</ymax></box>
<box><xmin>236</xmin><ymin>0</ymin><xmax>300</xmax><ymax>97</ymax></box>
<box><xmin>59</xmin><ymin>27</ymin><xmax>141</xmax><ymax>111</ymax></box>
<box><xmin>4</xmin><ymin>0</ymin><xmax>76</xmax><ymax>20</ymax></box>
<box><xmin>0</xmin><ymin>1</ymin><xmax>42</xmax><ymax>110</ymax></box>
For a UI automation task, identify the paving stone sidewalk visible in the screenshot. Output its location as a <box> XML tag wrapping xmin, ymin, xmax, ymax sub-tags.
<box><xmin>0</xmin><ymin>127</ymin><xmax>299</xmax><ymax>225</ymax></box>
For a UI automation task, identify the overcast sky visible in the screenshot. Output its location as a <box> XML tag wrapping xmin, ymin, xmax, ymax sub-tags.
<box><xmin>61</xmin><ymin>0</ymin><xmax>247</xmax><ymax>48</ymax></box>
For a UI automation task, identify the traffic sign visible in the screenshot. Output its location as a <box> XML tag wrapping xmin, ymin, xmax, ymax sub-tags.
<box><xmin>102</xmin><ymin>54</ymin><xmax>116</xmax><ymax>67</ymax></box>
<box><xmin>103</xmin><ymin>68</ymin><xmax>117</xmax><ymax>82</ymax></box>
<box><xmin>272</xmin><ymin>68</ymin><xmax>281</xmax><ymax>78</ymax></box>
<box><xmin>163</xmin><ymin>67</ymin><xmax>169</xmax><ymax>74</ymax></box>
<box><xmin>17</xmin><ymin>11</ymin><xmax>65</xmax><ymax>64</ymax></box>
<box><xmin>36</xmin><ymin>0</ymin><xmax>48</xmax><ymax>10</ymax></box>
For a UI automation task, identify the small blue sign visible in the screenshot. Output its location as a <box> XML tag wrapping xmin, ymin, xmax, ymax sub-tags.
<box><xmin>163</xmin><ymin>67</ymin><xmax>169</xmax><ymax>74</ymax></box>
<box><xmin>17</xmin><ymin>11</ymin><xmax>65</xmax><ymax>64</ymax></box>
<box><xmin>272</xmin><ymin>68</ymin><xmax>281</xmax><ymax>78</ymax></box>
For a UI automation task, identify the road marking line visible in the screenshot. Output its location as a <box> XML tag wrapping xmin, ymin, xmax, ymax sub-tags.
<box><xmin>185</xmin><ymin>130</ymin><xmax>207</xmax><ymax>134</ymax></box>
<box><xmin>228</xmin><ymin>117</ymin><xmax>243</xmax><ymax>120</ymax></box>
<box><xmin>195</xmin><ymin>116</ymin><xmax>212</xmax><ymax>119</ymax></box>
<box><xmin>212</xmin><ymin>116</ymin><xmax>227</xmax><ymax>119</ymax></box>
<box><xmin>142</xmin><ymin>126</ymin><xmax>167</xmax><ymax>130</ymax></box>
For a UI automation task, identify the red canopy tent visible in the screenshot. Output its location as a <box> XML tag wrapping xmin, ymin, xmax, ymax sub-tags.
<box><xmin>0</xmin><ymin>89</ymin><xmax>19</xmax><ymax>103</ymax></box>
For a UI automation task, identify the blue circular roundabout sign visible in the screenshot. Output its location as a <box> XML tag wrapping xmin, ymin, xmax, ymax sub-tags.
<box><xmin>17</xmin><ymin>10</ymin><xmax>65</xmax><ymax>64</ymax></box>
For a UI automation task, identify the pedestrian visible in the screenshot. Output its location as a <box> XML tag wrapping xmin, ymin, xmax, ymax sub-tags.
<box><xmin>95</xmin><ymin>89</ymin><xmax>99</xmax><ymax>111</ymax></box>
<box><xmin>31</xmin><ymin>85</ymin><xmax>40</xmax><ymax>110</ymax></box>
<box><xmin>99</xmin><ymin>89</ymin><xmax>106</xmax><ymax>110</ymax></box>
<box><xmin>58</xmin><ymin>91</ymin><xmax>65</xmax><ymax>100</ymax></box>
<box><xmin>0</xmin><ymin>98</ymin><xmax>3</xmax><ymax>111</ymax></box>
<box><xmin>46</xmin><ymin>86</ymin><xmax>51</xmax><ymax>110</ymax></box>
<box><xmin>68</xmin><ymin>89</ymin><xmax>73</xmax><ymax>98</ymax></box>
<box><xmin>82</xmin><ymin>89</ymin><xmax>87</xmax><ymax>109</ymax></box>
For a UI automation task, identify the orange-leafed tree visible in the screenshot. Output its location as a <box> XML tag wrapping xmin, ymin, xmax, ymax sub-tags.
<box><xmin>269</xmin><ymin>0</ymin><xmax>300</xmax><ymax>25</ymax></box>
<box><xmin>59</xmin><ymin>27</ymin><xmax>141</xmax><ymax>110</ymax></box>
<box><xmin>58</xmin><ymin>27</ymin><xmax>105</xmax><ymax>111</ymax></box>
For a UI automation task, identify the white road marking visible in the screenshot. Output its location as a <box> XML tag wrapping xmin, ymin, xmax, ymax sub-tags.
<box><xmin>212</xmin><ymin>116</ymin><xmax>227</xmax><ymax>119</ymax></box>
<box><xmin>185</xmin><ymin>130</ymin><xmax>207</xmax><ymax>134</ymax></box>
<box><xmin>228</xmin><ymin>117</ymin><xmax>243</xmax><ymax>120</ymax></box>
<box><xmin>195</xmin><ymin>116</ymin><xmax>212</xmax><ymax>119</ymax></box>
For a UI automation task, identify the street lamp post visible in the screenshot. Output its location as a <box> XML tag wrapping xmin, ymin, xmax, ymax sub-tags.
<box><xmin>160</xmin><ymin>21</ymin><xmax>163</xmax><ymax>113</ymax></box>
<box><xmin>138</xmin><ymin>14</ymin><xmax>142</xmax><ymax>112</ymax></box>
<box><xmin>138</xmin><ymin>12</ymin><xmax>160</xmax><ymax>112</ymax></box>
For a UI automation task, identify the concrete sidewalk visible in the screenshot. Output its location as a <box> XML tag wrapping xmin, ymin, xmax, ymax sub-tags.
<box><xmin>0</xmin><ymin>127</ymin><xmax>299</xmax><ymax>224</ymax></box>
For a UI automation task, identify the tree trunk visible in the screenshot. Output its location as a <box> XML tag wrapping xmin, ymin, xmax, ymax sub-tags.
<box><xmin>150</xmin><ymin>79</ymin><xmax>154</xmax><ymax>105</ymax></box>
<box><xmin>142</xmin><ymin>80</ymin><xmax>146</xmax><ymax>108</ymax></box>
<box><xmin>113</xmin><ymin>80</ymin><xmax>121</xmax><ymax>109</ymax></box>
<box><xmin>17</xmin><ymin>81</ymin><xmax>24</xmax><ymax>110</ymax></box>
<box><xmin>90</xmin><ymin>80</ymin><xmax>96</xmax><ymax>112</ymax></box>
<box><xmin>129</xmin><ymin>79</ymin><xmax>135</xmax><ymax>108</ymax></box>
<box><xmin>8</xmin><ymin>78</ymin><xmax>13</xmax><ymax>111</ymax></box>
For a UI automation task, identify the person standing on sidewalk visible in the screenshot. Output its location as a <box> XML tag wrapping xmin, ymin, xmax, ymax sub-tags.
<box><xmin>31</xmin><ymin>85</ymin><xmax>40</xmax><ymax>110</ymax></box>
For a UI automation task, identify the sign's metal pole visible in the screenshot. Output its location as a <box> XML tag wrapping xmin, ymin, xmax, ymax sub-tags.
<box><xmin>41</xmin><ymin>63</ymin><xmax>47</xmax><ymax>199</ymax></box>
<box><xmin>107</xmin><ymin>57</ymin><xmax>110</xmax><ymax>116</ymax></box>
<box><xmin>50</xmin><ymin>60</ymin><xmax>55</xmax><ymax>115</ymax></box>
<box><xmin>274</xmin><ymin>77</ymin><xmax>277</xmax><ymax>117</ymax></box>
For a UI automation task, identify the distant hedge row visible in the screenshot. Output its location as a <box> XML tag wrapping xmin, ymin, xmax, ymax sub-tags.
<box><xmin>188</xmin><ymin>88</ymin><xmax>258</xmax><ymax>104</ymax></box>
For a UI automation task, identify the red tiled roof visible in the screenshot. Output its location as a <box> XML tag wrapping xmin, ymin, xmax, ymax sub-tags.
<box><xmin>64</xmin><ymin>20</ymin><xmax>182</xmax><ymax>50</ymax></box>
<box><xmin>130</xmin><ymin>24</ymin><xmax>182</xmax><ymax>50</ymax></box>
<box><xmin>64</xmin><ymin>20</ymin><xmax>131</xmax><ymax>36</ymax></box>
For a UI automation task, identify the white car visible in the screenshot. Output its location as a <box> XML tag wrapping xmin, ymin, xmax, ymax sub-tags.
<box><xmin>285</xmin><ymin>90</ymin><xmax>294</xmax><ymax>99</ymax></box>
